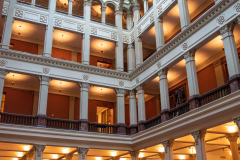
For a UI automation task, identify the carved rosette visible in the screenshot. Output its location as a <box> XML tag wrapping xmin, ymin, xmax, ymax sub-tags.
<box><xmin>40</xmin><ymin>15</ymin><xmax>47</xmax><ymax>23</ymax></box>
<box><xmin>77</xmin><ymin>24</ymin><xmax>84</xmax><ymax>32</ymax></box>
<box><xmin>123</xmin><ymin>36</ymin><xmax>129</xmax><ymax>43</ymax></box>
<box><xmin>217</xmin><ymin>15</ymin><xmax>225</xmax><ymax>25</ymax></box>
<box><xmin>54</xmin><ymin>19</ymin><xmax>62</xmax><ymax>27</ymax></box>
<box><xmin>2</xmin><ymin>6</ymin><xmax>8</xmax><ymax>15</ymax></box>
<box><xmin>91</xmin><ymin>28</ymin><xmax>97</xmax><ymax>35</ymax></box>
<box><xmin>119</xmin><ymin>80</ymin><xmax>124</xmax><ymax>87</ymax></box>
<box><xmin>138</xmin><ymin>27</ymin><xmax>142</xmax><ymax>35</ymax></box>
<box><xmin>158</xmin><ymin>68</ymin><xmax>168</xmax><ymax>77</ymax></box>
<box><xmin>136</xmin><ymin>77</ymin><xmax>140</xmax><ymax>84</ymax></box>
<box><xmin>182</xmin><ymin>42</ymin><xmax>188</xmax><ymax>51</ymax></box>
<box><xmin>158</xmin><ymin>5</ymin><xmax>162</xmax><ymax>15</ymax></box>
<box><xmin>0</xmin><ymin>60</ymin><xmax>7</xmax><ymax>67</ymax></box>
<box><xmin>15</xmin><ymin>10</ymin><xmax>23</xmax><ymax>18</ymax></box>
<box><xmin>111</xmin><ymin>33</ymin><xmax>117</xmax><ymax>40</ymax></box>
<box><xmin>83</xmin><ymin>74</ymin><xmax>89</xmax><ymax>81</ymax></box>
<box><xmin>235</xmin><ymin>3</ymin><xmax>240</xmax><ymax>12</ymax></box>
<box><xmin>42</xmin><ymin>67</ymin><xmax>50</xmax><ymax>74</ymax></box>
<box><xmin>156</xmin><ymin>61</ymin><xmax>161</xmax><ymax>69</ymax></box>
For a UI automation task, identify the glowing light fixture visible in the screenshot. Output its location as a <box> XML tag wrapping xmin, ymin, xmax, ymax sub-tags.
<box><xmin>17</xmin><ymin>152</ymin><xmax>23</xmax><ymax>157</ymax></box>
<box><xmin>59</xmin><ymin>82</ymin><xmax>62</xmax><ymax>92</ymax></box>
<box><xmin>58</xmin><ymin>0</ymin><xmax>68</xmax><ymax>5</ymax></box>
<box><xmin>52</xmin><ymin>154</ymin><xmax>58</xmax><ymax>159</ymax></box>
<box><xmin>63</xmin><ymin>148</ymin><xmax>69</xmax><ymax>154</ymax></box>
<box><xmin>159</xmin><ymin>147</ymin><xmax>164</xmax><ymax>152</ymax></box>
<box><xmin>18</xmin><ymin>26</ymin><xmax>21</xmax><ymax>35</ymax></box>
<box><xmin>96</xmin><ymin>157</ymin><xmax>101</xmax><ymax>160</ymax></box>
<box><xmin>23</xmin><ymin>145</ymin><xmax>30</xmax><ymax>151</ymax></box>
<box><xmin>179</xmin><ymin>155</ymin><xmax>185</xmax><ymax>159</ymax></box>
<box><xmin>227</xmin><ymin>126</ymin><xmax>236</xmax><ymax>133</ymax></box>
<box><xmin>110</xmin><ymin>152</ymin><xmax>117</xmax><ymax>156</ymax></box>
<box><xmin>138</xmin><ymin>153</ymin><xmax>143</xmax><ymax>158</ymax></box>
<box><xmin>11</xmin><ymin>74</ymin><xmax>14</xmax><ymax>85</ymax></box>
<box><xmin>74</xmin><ymin>152</ymin><xmax>78</xmax><ymax>155</ymax></box>
<box><xmin>13</xmin><ymin>158</ymin><xmax>18</xmax><ymax>160</ymax></box>
<box><xmin>60</xmin><ymin>35</ymin><xmax>64</xmax><ymax>44</ymax></box>
<box><xmin>190</xmin><ymin>147</ymin><xmax>196</xmax><ymax>154</ymax></box>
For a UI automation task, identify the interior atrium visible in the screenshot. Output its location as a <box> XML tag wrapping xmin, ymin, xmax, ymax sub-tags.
<box><xmin>0</xmin><ymin>0</ymin><xmax>240</xmax><ymax>159</ymax></box>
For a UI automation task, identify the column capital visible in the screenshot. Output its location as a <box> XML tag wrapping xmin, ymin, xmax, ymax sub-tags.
<box><xmin>136</xmin><ymin>84</ymin><xmax>144</xmax><ymax>92</ymax></box>
<box><xmin>78</xmin><ymin>82</ymin><xmax>90</xmax><ymax>89</ymax></box>
<box><xmin>38</xmin><ymin>76</ymin><xmax>51</xmax><ymax>83</ymax></box>
<box><xmin>219</xmin><ymin>22</ymin><xmax>236</xmax><ymax>39</ymax></box>
<box><xmin>161</xmin><ymin>140</ymin><xmax>175</xmax><ymax>153</ymax></box>
<box><xmin>68</xmin><ymin>0</ymin><xmax>73</xmax><ymax>2</ymax></box>
<box><xmin>77</xmin><ymin>148</ymin><xmax>89</xmax><ymax>159</ymax></box>
<box><xmin>115</xmin><ymin>88</ymin><xmax>126</xmax><ymax>94</ymax></box>
<box><xmin>183</xmin><ymin>50</ymin><xmax>196</xmax><ymax>60</ymax></box>
<box><xmin>33</xmin><ymin>144</ymin><xmax>45</xmax><ymax>157</ymax></box>
<box><xmin>127</xmin><ymin>13</ymin><xmax>133</xmax><ymax>18</ymax></box>
<box><xmin>226</xmin><ymin>133</ymin><xmax>239</xmax><ymax>142</ymax></box>
<box><xmin>101</xmin><ymin>6</ymin><xmax>106</xmax><ymax>11</ymax></box>
<box><xmin>191</xmin><ymin>129</ymin><xmax>207</xmax><ymax>145</ymax></box>
<box><xmin>0</xmin><ymin>69</ymin><xmax>8</xmax><ymax>79</ymax></box>
<box><xmin>233</xmin><ymin>116</ymin><xmax>240</xmax><ymax>127</ymax></box>
<box><xmin>115</xmin><ymin>10</ymin><xmax>123</xmax><ymax>15</ymax></box>
<box><xmin>158</xmin><ymin>68</ymin><xmax>168</xmax><ymax>77</ymax></box>
<box><xmin>129</xmin><ymin>90</ymin><xmax>136</xmax><ymax>97</ymax></box>
<box><xmin>83</xmin><ymin>0</ymin><xmax>92</xmax><ymax>6</ymax></box>
<box><xmin>129</xmin><ymin>151</ymin><xmax>139</xmax><ymax>157</ymax></box>
<box><xmin>132</xmin><ymin>5</ymin><xmax>140</xmax><ymax>12</ymax></box>
<box><xmin>158</xmin><ymin>17</ymin><xmax>163</xmax><ymax>23</ymax></box>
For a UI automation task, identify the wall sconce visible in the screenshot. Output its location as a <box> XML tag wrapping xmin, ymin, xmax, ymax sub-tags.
<box><xmin>18</xmin><ymin>26</ymin><xmax>21</xmax><ymax>35</ymax></box>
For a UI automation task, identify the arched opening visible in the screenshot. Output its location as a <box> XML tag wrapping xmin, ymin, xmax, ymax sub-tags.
<box><xmin>105</xmin><ymin>3</ymin><xmax>116</xmax><ymax>26</ymax></box>
<box><xmin>91</xmin><ymin>0</ymin><xmax>102</xmax><ymax>22</ymax></box>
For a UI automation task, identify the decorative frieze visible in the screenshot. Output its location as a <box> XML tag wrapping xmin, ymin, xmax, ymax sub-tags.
<box><xmin>182</xmin><ymin>42</ymin><xmax>188</xmax><ymax>51</ymax></box>
<box><xmin>91</xmin><ymin>28</ymin><xmax>97</xmax><ymax>35</ymax></box>
<box><xmin>77</xmin><ymin>24</ymin><xmax>84</xmax><ymax>32</ymax></box>
<box><xmin>111</xmin><ymin>32</ymin><xmax>117</xmax><ymax>40</ymax></box>
<box><xmin>42</xmin><ymin>67</ymin><xmax>50</xmax><ymax>74</ymax></box>
<box><xmin>0</xmin><ymin>60</ymin><xmax>7</xmax><ymax>67</ymax></box>
<box><xmin>54</xmin><ymin>19</ymin><xmax>62</xmax><ymax>27</ymax></box>
<box><xmin>40</xmin><ymin>15</ymin><xmax>47</xmax><ymax>23</ymax></box>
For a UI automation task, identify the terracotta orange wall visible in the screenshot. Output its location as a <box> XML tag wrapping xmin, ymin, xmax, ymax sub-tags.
<box><xmin>47</xmin><ymin>93</ymin><xmax>69</xmax><ymax>119</ymax></box>
<box><xmin>11</xmin><ymin>39</ymin><xmax>38</xmax><ymax>55</ymax></box>
<box><xmin>3</xmin><ymin>87</ymin><xmax>33</xmax><ymax>115</ymax></box>
<box><xmin>74</xmin><ymin>98</ymin><xmax>114</xmax><ymax>123</ymax></box>
<box><xmin>197</xmin><ymin>64</ymin><xmax>218</xmax><ymax>95</ymax></box>
<box><xmin>145</xmin><ymin>97</ymin><xmax>157</xmax><ymax>120</ymax></box>
<box><xmin>51</xmin><ymin>47</ymin><xmax>72</xmax><ymax>61</ymax></box>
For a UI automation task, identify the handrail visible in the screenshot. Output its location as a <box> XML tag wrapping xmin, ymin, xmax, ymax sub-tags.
<box><xmin>168</xmin><ymin>102</ymin><xmax>189</xmax><ymax>119</ymax></box>
<box><xmin>199</xmin><ymin>83</ymin><xmax>230</xmax><ymax>106</ymax></box>
<box><xmin>0</xmin><ymin>112</ymin><xmax>36</xmax><ymax>126</ymax></box>
<box><xmin>105</xmin><ymin>23</ymin><xmax>116</xmax><ymax>27</ymax></box>
<box><xmin>35</xmin><ymin>4</ymin><xmax>48</xmax><ymax>10</ymax></box>
<box><xmin>88</xmin><ymin>122</ymin><xmax>117</xmax><ymax>134</ymax></box>
<box><xmin>46</xmin><ymin>117</ymin><xmax>79</xmax><ymax>130</ymax></box>
<box><xmin>91</xmin><ymin>19</ymin><xmax>102</xmax><ymax>23</ymax></box>
<box><xmin>56</xmin><ymin>10</ymin><xmax>68</xmax><ymax>15</ymax></box>
<box><xmin>144</xmin><ymin>114</ymin><xmax>161</xmax><ymax>129</ymax></box>
<box><xmin>17</xmin><ymin>0</ymin><xmax>31</xmax><ymax>5</ymax></box>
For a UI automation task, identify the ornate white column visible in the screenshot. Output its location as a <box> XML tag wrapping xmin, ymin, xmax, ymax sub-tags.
<box><xmin>101</xmin><ymin>6</ymin><xmax>106</xmax><ymax>23</ymax></box>
<box><xmin>127</xmin><ymin>44</ymin><xmax>136</xmax><ymax>72</ymax></box>
<box><xmin>77</xmin><ymin>148</ymin><xmax>89</xmax><ymax>160</ymax></box>
<box><xmin>82</xmin><ymin>0</ymin><xmax>91</xmax><ymax>65</ymax></box>
<box><xmin>143</xmin><ymin>0</ymin><xmax>148</xmax><ymax>13</ymax></box>
<box><xmin>115</xmin><ymin>88</ymin><xmax>126</xmax><ymax>134</ymax></box>
<box><xmin>162</xmin><ymin>140</ymin><xmax>174</xmax><ymax>160</ymax></box>
<box><xmin>69</xmin><ymin>96</ymin><xmax>75</xmax><ymax>120</ymax></box>
<box><xmin>213</xmin><ymin>59</ymin><xmax>225</xmax><ymax>87</ymax></box>
<box><xmin>129</xmin><ymin>151</ymin><xmax>139</xmax><ymax>160</ymax></box>
<box><xmin>31</xmin><ymin>0</ymin><xmax>36</xmax><ymax>5</ymax></box>
<box><xmin>0</xmin><ymin>70</ymin><xmax>8</xmax><ymax>110</ymax></box>
<box><xmin>127</xmin><ymin>13</ymin><xmax>133</xmax><ymax>29</ymax></box>
<box><xmin>0</xmin><ymin>0</ymin><xmax>16</xmax><ymax>49</ymax></box>
<box><xmin>115</xmin><ymin>10</ymin><xmax>124</xmax><ymax>71</ymax></box>
<box><xmin>43</xmin><ymin>0</ymin><xmax>56</xmax><ymax>57</ymax></box>
<box><xmin>178</xmin><ymin>0</ymin><xmax>190</xmax><ymax>30</ymax></box>
<box><xmin>191</xmin><ymin>130</ymin><xmax>207</xmax><ymax>160</ymax></box>
<box><xmin>155</xmin><ymin>18</ymin><xmax>165</xmax><ymax>50</ymax></box>
<box><xmin>155</xmin><ymin>95</ymin><xmax>160</xmax><ymax>115</ymax></box>
<box><xmin>220</xmin><ymin>23</ymin><xmax>240</xmax><ymax>92</ymax></box>
<box><xmin>78</xmin><ymin>82</ymin><xmax>90</xmax><ymax>131</ymax></box>
<box><xmin>158</xmin><ymin>69</ymin><xmax>170</xmax><ymax>122</ymax></box>
<box><xmin>37</xmin><ymin>76</ymin><xmax>51</xmax><ymax>127</ymax></box>
<box><xmin>184</xmin><ymin>50</ymin><xmax>199</xmax><ymax>98</ymax></box>
<box><xmin>33</xmin><ymin>145</ymin><xmax>45</xmax><ymax>160</ymax></box>
<box><xmin>68</xmin><ymin>0</ymin><xmax>73</xmax><ymax>15</ymax></box>
<box><xmin>129</xmin><ymin>90</ymin><xmax>137</xmax><ymax>125</ymax></box>
<box><xmin>135</xmin><ymin>37</ymin><xmax>143</xmax><ymax>67</ymax></box>
<box><xmin>226</xmin><ymin>133</ymin><xmax>239</xmax><ymax>160</ymax></box>
<box><xmin>136</xmin><ymin>85</ymin><xmax>146</xmax><ymax>131</ymax></box>
<box><xmin>32</xmin><ymin>91</ymin><xmax>39</xmax><ymax>116</ymax></box>
<box><xmin>71</xmin><ymin>52</ymin><xmax>78</xmax><ymax>62</ymax></box>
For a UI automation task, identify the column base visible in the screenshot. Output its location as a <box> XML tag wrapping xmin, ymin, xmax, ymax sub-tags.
<box><xmin>137</xmin><ymin>120</ymin><xmax>146</xmax><ymax>132</ymax></box>
<box><xmin>129</xmin><ymin>124</ymin><xmax>138</xmax><ymax>135</ymax></box>
<box><xmin>117</xmin><ymin>123</ymin><xmax>126</xmax><ymax>135</ymax></box>
<box><xmin>79</xmin><ymin>119</ymin><xmax>89</xmax><ymax>131</ymax></box>
<box><xmin>43</xmin><ymin>52</ymin><xmax>51</xmax><ymax>58</ymax></box>
<box><xmin>188</xmin><ymin>95</ymin><xmax>200</xmax><ymax>111</ymax></box>
<box><xmin>161</xmin><ymin>109</ymin><xmax>170</xmax><ymax>122</ymax></box>
<box><xmin>228</xmin><ymin>74</ymin><xmax>240</xmax><ymax>93</ymax></box>
<box><xmin>0</xmin><ymin>45</ymin><xmax>9</xmax><ymax>49</ymax></box>
<box><xmin>36</xmin><ymin>114</ymin><xmax>46</xmax><ymax>127</ymax></box>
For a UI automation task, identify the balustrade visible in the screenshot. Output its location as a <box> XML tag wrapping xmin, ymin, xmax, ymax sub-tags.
<box><xmin>46</xmin><ymin>118</ymin><xmax>79</xmax><ymax>130</ymax></box>
<box><xmin>88</xmin><ymin>122</ymin><xmax>117</xmax><ymax>134</ymax></box>
<box><xmin>0</xmin><ymin>112</ymin><xmax>36</xmax><ymax>126</ymax></box>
